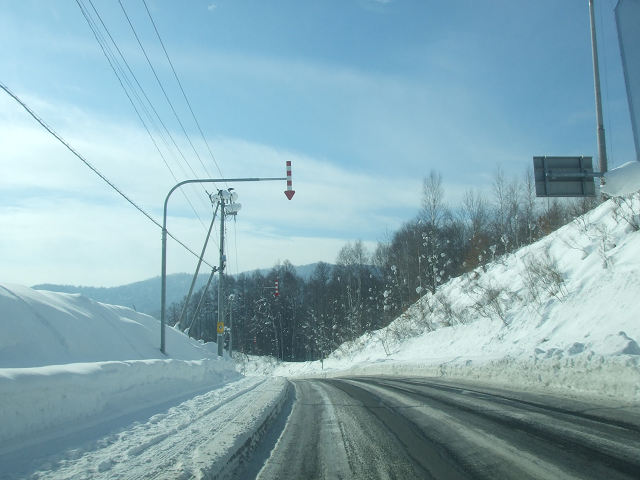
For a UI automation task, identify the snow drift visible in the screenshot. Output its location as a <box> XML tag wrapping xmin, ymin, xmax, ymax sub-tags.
<box><xmin>0</xmin><ymin>285</ymin><xmax>239</xmax><ymax>448</ymax></box>
<box><xmin>0</xmin><ymin>283</ymin><xmax>216</xmax><ymax>366</ymax></box>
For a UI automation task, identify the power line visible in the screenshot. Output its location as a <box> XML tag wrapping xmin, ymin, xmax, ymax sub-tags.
<box><xmin>0</xmin><ymin>82</ymin><xmax>216</xmax><ymax>270</ymax></box>
<box><xmin>76</xmin><ymin>0</ymin><xmax>211</xmax><ymax>230</ymax></box>
<box><xmin>79</xmin><ymin>0</ymin><xmax>170</xmax><ymax>171</ymax></box>
<box><xmin>87</xmin><ymin>0</ymin><xmax>207</xmax><ymax>186</ymax></box>
<box><xmin>233</xmin><ymin>216</ymin><xmax>240</xmax><ymax>276</ymax></box>
<box><xmin>141</xmin><ymin>0</ymin><xmax>227</xmax><ymax>183</ymax></box>
<box><xmin>117</xmin><ymin>0</ymin><xmax>215</xmax><ymax>190</ymax></box>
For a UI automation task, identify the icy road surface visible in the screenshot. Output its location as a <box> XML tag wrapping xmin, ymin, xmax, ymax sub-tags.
<box><xmin>2</xmin><ymin>377</ymin><xmax>288</xmax><ymax>480</ymax></box>
<box><xmin>253</xmin><ymin>377</ymin><xmax>640</xmax><ymax>480</ymax></box>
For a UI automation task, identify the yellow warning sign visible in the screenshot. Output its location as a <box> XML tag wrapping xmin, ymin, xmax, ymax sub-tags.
<box><xmin>217</xmin><ymin>322</ymin><xmax>224</xmax><ymax>334</ymax></box>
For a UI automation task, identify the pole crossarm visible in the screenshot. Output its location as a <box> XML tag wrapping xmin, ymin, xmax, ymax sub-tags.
<box><xmin>160</xmin><ymin>176</ymin><xmax>288</xmax><ymax>354</ymax></box>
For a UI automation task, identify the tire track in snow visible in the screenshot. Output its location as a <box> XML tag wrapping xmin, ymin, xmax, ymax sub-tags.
<box><xmin>20</xmin><ymin>377</ymin><xmax>288</xmax><ymax>480</ymax></box>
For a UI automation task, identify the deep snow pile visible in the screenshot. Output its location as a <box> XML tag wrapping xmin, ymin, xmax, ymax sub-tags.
<box><xmin>601</xmin><ymin>161</ymin><xmax>640</xmax><ymax>197</ymax></box>
<box><xmin>0</xmin><ymin>284</ymin><xmax>217</xmax><ymax>366</ymax></box>
<box><xmin>0</xmin><ymin>285</ymin><xmax>239</xmax><ymax>448</ymax></box>
<box><xmin>250</xmin><ymin>163</ymin><xmax>640</xmax><ymax>401</ymax></box>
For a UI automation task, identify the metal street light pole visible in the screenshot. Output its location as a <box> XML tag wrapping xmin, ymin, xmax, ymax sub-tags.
<box><xmin>160</xmin><ymin>176</ymin><xmax>288</xmax><ymax>354</ymax></box>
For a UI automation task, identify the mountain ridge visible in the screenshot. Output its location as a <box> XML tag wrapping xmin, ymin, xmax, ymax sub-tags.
<box><xmin>33</xmin><ymin>263</ymin><xmax>331</xmax><ymax>317</ymax></box>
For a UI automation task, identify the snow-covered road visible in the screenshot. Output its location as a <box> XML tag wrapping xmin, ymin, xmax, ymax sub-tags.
<box><xmin>1</xmin><ymin>377</ymin><xmax>289</xmax><ymax>480</ymax></box>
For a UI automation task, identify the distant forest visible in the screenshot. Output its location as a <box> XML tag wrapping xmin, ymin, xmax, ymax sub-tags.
<box><xmin>167</xmin><ymin>167</ymin><xmax>599</xmax><ymax>362</ymax></box>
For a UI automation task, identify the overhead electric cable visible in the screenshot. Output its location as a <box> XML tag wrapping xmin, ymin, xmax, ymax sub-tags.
<box><xmin>77</xmin><ymin>0</ymin><xmax>177</xmax><ymax>179</ymax></box>
<box><xmin>76</xmin><ymin>0</ymin><xmax>210</xmax><ymax>229</ymax></box>
<box><xmin>233</xmin><ymin>217</ymin><xmax>240</xmax><ymax>276</ymax></box>
<box><xmin>118</xmin><ymin>0</ymin><xmax>215</xmax><ymax>190</ymax></box>
<box><xmin>0</xmin><ymin>82</ymin><xmax>216</xmax><ymax>269</ymax></box>
<box><xmin>141</xmin><ymin>0</ymin><xmax>226</xmax><ymax>182</ymax></box>
<box><xmin>78</xmin><ymin>0</ymin><xmax>211</xmax><ymax>220</ymax></box>
<box><xmin>86</xmin><ymin>0</ymin><xmax>209</xmax><ymax>190</ymax></box>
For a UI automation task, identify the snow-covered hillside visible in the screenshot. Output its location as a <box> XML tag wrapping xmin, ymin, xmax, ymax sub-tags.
<box><xmin>245</xmin><ymin>164</ymin><xmax>640</xmax><ymax>402</ymax></box>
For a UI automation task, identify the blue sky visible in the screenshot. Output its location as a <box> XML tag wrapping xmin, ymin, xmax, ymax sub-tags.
<box><xmin>0</xmin><ymin>0</ymin><xmax>635</xmax><ymax>287</ymax></box>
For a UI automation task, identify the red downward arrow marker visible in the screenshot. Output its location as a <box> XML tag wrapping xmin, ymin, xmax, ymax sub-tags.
<box><xmin>284</xmin><ymin>190</ymin><xmax>296</xmax><ymax>200</ymax></box>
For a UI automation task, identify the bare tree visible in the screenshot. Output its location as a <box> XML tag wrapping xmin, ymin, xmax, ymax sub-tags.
<box><xmin>521</xmin><ymin>169</ymin><xmax>538</xmax><ymax>245</ymax></box>
<box><xmin>420</xmin><ymin>170</ymin><xmax>446</xmax><ymax>229</ymax></box>
<box><xmin>491</xmin><ymin>166</ymin><xmax>521</xmax><ymax>253</ymax></box>
<box><xmin>461</xmin><ymin>188</ymin><xmax>490</xmax><ymax>270</ymax></box>
<box><xmin>462</xmin><ymin>188</ymin><xmax>489</xmax><ymax>239</ymax></box>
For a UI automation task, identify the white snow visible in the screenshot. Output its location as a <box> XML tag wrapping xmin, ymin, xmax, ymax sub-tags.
<box><xmin>0</xmin><ymin>283</ymin><xmax>215</xmax><ymax>367</ymax></box>
<box><xmin>14</xmin><ymin>377</ymin><xmax>289</xmax><ymax>480</ymax></box>
<box><xmin>244</xmin><ymin>193</ymin><xmax>640</xmax><ymax>402</ymax></box>
<box><xmin>2</xmin><ymin>179</ymin><xmax>640</xmax><ymax>477</ymax></box>
<box><xmin>0</xmin><ymin>358</ymin><xmax>237</xmax><ymax>447</ymax></box>
<box><xmin>602</xmin><ymin>161</ymin><xmax>640</xmax><ymax>197</ymax></box>
<box><xmin>0</xmin><ymin>285</ymin><xmax>288</xmax><ymax>478</ymax></box>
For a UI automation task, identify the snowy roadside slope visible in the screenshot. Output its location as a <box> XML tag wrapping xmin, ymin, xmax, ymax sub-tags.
<box><xmin>266</xmin><ymin>171</ymin><xmax>640</xmax><ymax>401</ymax></box>
<box><xmin>0</xmin><ymin>283</ymin><xmax>214</xmax><ymax>366</ymax></box>
<box><xmin>3</xmin><ymin>377</ymin><xmax>291</xmax><ymax>480</ymax></box>
<box><xmin>0</xmin><ymin>284</ymin><xmax>240</xmax><ymax>448</ymax></box>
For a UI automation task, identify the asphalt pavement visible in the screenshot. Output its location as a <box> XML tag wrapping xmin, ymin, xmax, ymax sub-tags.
<box><xmin>248</xmin><ymin>376</ymin><xmax>640</xmax><ymax>480</ymax></box>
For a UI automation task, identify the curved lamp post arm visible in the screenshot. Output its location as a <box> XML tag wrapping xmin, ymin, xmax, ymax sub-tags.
<box><xmin>160</xmin><ymin>176</ymin><xmax>286</xmax><ymax>354</ymax></box>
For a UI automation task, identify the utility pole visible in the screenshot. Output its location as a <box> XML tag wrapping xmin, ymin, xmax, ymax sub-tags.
<box><xmin>217</xmin><ymin>192</ymin><xmax>226</xmax><ymax>357</ymax></box>
<box><xmin>213</xmin><ymin>189</ymin><xmax>241</xmax><ymax>357</ymax></box>
<box><xmin>159</xmin><ymin>171</ymin><xmax>293</xmax><ymax>355</ymax></box>
<box><xmin>589</xmin><ymin>0</ymin><xmax>608</xmax><ymax>177</ymax></box>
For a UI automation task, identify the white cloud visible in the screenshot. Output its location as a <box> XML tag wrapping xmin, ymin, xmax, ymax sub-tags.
<box><xmin>357</xmin><ymin>0</ymin><xmax>393</xmax><ymax>12</ymax></box>
<box><xmin>0</xmin><ymin>94</ymin><xmax>427</xmax><ymax>286</ymax></box>
<box><xmin>174</xmin><ymin>46</ymin><xmax>539</xmax><ymax>183</ymax></box>
<box><xmin>1</xmin><ymin>84</ymin><xmax>505</xmax><ymax>287</ymax></box>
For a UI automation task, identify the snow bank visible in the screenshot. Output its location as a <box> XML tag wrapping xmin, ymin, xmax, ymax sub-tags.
<box><xmin>255</xmin><ymin>195</ymin><xmax>640</xmax><ymax>402</ymax></box>
<box><xmin>0</xmin><ymin>284</ymin><xmax>240</xmax><ymax>449</ymax></box>
<box><xmin>0</xmin><ymin>358</ymin><xmax>238</xmax><ymax>446</ymax></box>
<box><xmin>0</xmin><ymin>283</ymin><xmax>215</xmax><ymax>366</ymax></box>
<box><xmin>602</xmin><ymin>161</ymin><xmax>640</xmax><ymax>196</ymax></box>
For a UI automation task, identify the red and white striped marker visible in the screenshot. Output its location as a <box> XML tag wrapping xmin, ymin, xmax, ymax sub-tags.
<box><xmin>284</xmin><ymin>160</ymin><xmax>295</xmax><ymax>200</ymax></box>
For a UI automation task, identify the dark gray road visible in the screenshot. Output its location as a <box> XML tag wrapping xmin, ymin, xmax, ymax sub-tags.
<box><xmin>252</xmin><ymin>376</ymin><xmax>640</xmax><ymax>480</ymax></box>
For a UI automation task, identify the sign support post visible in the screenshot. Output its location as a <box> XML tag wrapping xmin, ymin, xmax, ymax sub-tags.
<box><xmin>589</xmin><ymin>0</ymin><xmax>609</xmax><ymax>176</ymax></box>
